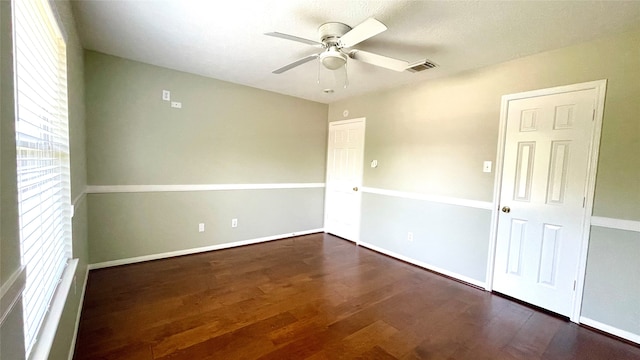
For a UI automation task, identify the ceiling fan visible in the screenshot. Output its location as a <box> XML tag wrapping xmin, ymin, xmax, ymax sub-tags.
<box><xmin>265</xmin><ymin>18</ymin><xmax>430</xmax><ymax>75</ymax></box>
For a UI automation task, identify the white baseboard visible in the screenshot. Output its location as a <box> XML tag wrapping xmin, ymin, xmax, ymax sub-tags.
<box><xmin>357</xmin><ymin>240</ymin><xmax>487</xmax><ymax>289</ymax></box>
<box><xmin>88</xmin><ymin>229</ymin><xmax>324</xmax><ymax>270</ymax></box>
<box><xmin>67</xmin><ymin>266</ymin><xmax>89</xmax><ymax>360</ymax></box>
<box><xmin>580</xmin><ymin>316</ymin><xmax>640</xmax><ymax>344</ymax></box>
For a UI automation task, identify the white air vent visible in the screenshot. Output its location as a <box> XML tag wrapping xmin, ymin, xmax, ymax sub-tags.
<box><xmin>406</xmin><ymin>59</ymin><xmax>437</xmax><ymax>73</ymax></box>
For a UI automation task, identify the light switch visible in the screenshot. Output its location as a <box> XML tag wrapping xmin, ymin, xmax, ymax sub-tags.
<box><xmin>162</xmin><ymin>90</ymin><xmax>171</xmax><ymax>101</ymax></box>
<box><xmin>483</xmin><ymin>161</ymin><xmax>492</xmax><ymax>173</ymax></box>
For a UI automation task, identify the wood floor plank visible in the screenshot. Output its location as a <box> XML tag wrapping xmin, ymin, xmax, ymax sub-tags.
<box><xmin>74</xmin><ymin>234</ymin><xmax>640</xmax><ymax>359</ymax></box>
<box><xmin>340</xmin><ymin>320</ymin><xmax>399</xmax><ymax>354</ymax></box>
<box><xmin>503</xmin><ymin>311</ymin><xmax>563</xmax><ymax>359</ymax></box>
<box><xmin>154</xmin><ymin>312</ymin><xmax>298</xmax><ymax>360</ymax></box>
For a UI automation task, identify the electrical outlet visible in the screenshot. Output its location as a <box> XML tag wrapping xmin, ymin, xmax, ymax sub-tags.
<box><xmin>407</xmin><ymin>232</ymin><xmax>414</xmax><ymax>242</ymax></box>
<box><xmin>162</xmin><ymin>90</ymin><xmax>171</xmax><ymax>101</ymax></box>
<box><xmin>231</xmin><ymin>218</ymin><xmax>238</xmax><ymax>228</ymax></box>
<box><xmin>198</xmin><ymin>223</ymin><xmax>205</xmax><ymax>232</ymax></box>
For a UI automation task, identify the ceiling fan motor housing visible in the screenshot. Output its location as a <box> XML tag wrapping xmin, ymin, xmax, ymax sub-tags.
<box><xmin>318</xmin><ymin>22</ymin><xmax>351</xmax><ymax>45</ymax></box>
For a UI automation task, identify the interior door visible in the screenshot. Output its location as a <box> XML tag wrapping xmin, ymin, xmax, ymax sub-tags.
<box><xmin>324</xmin><ymin>119</ymin><xmax>365</xmax><ymax>242</ymax></box>
<box><xmin>493</xmin><ymin>88</ymin><xmax>597</xmax><ymax>317</ymax></box>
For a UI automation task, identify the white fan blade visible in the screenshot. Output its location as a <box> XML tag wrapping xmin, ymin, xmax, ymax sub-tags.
<box><xmin>339</xmin><ymin>18</ymin><xmax>387</xmax><ymax>48</ymax></box>
<box><xmin>265</xmin><ymin>32</ymin><xmax>323</xmax><ymax>47</ymax></box>
<box><xmin>348</xmin><ymin>50</ymin><xmax>409</xmax><ymax>72</ymax></box>
<box><xmin>273</xmin><ymin>54</ymin><xmax>320</xmax><ymax>74</ymax></box>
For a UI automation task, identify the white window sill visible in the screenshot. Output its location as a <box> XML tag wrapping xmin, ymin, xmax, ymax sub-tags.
<box><xmin>28</xmin><ymin>258</ymin><xmax>79</xmax><ymax>360</ymax></box>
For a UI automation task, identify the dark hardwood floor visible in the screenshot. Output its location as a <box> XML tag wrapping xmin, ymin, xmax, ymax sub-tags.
<box><xmin>74</xmin><ymin>233</ymin><xmax>640</xmax><ymax>359</ymax></box>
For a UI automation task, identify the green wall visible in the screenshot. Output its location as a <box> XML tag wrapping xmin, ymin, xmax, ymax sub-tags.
<box><xmin>360</xmin><ymin>193</ymin><xmax>491</xmax><ymax>283</ymax></box>
<box><xmin>329</xmin><ymin>29</ymin><xmax>640</xmax><ymax>337</ymax></box>
<box><xmin>329</xmin><ymin>30</ymin><xmax>639</xmax><ymax>215</ymax></box>
<box><xmin>88</xmin><ymin>189</ymin><xmax>324</xmax><ymax>264</ymax></box>
<box><xmin>583</xmin><ymin>226</ymin><xmax>640</xmax><ymax>335</ymax></box>
<box><xmin>84</xmin><ymin>51</ymin><xmax>328</xmax><ymax>265</ymax></box>
<box><xmin>85</xmin><ymin>51</ymin><xmax>328</xmax><ymax>185</ymax></box>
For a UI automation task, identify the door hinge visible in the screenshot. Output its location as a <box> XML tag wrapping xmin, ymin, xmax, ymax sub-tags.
<box><xmin>573</xmin><ymin>280</ymin><xmax>577</xmax><ymax>291</ymax></box>
<box><xmin>582</xmin><ymin>197</ymin><xmax>586</xmax><ymax>208</ymax></box>
<box><xmin>592</xmin><ymin>109</ymin><xmax>596</xmax><ymax>121</ymax></box>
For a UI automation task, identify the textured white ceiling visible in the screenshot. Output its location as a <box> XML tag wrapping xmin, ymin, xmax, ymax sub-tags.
<box><xmin>71</xmin><ymin>0</ymin><xmax>640</xmax><ymax>104</ymax></box>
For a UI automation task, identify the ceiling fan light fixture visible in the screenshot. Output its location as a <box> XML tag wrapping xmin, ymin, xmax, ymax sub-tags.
<box><xmin>320</xmin><ymin>47</ymin><xmax>347</xmax><ymax>70</ymax></box>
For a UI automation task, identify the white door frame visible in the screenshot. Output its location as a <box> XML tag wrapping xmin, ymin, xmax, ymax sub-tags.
<box><xmin>485</xmin><ymin>80</ymin><xmax>607</xmax><ymax>323</ymax></box>
<box><xmin>324</xmin><ymin>118</ymin><xmax>366</xmax><ymax>243</ymax></box>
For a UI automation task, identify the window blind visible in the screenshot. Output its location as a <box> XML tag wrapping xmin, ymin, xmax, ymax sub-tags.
<box><xmin>12</xmin><ymin>0</ymin><xmax>72</xmax><ymax>355</ymax></box>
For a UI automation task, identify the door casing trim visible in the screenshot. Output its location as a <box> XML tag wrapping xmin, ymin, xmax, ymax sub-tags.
<box><xmin>485</xmin><ymin>79</ymin><xmax>607</xmax><ymax>323</ymax></box>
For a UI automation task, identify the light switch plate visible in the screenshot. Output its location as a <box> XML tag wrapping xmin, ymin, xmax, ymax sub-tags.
<box><xmin>162</xmin><ymin>90</ymin><xmax>170</xmax><ymax>101</ymax></box>
<box><xmin>483</xmin><ymin>161</ymin><xmax>492</xmax><ymax>173</ymax></box>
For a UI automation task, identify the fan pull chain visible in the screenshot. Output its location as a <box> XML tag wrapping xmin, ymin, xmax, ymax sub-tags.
<box><xmin>343</xmin><ymin>62</ymin><xmax>349</xmax><ymax>89</ymax></box>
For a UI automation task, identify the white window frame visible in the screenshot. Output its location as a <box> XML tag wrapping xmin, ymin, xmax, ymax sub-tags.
<box><xmin>12</xmin><ymin>0</ymin><xmax>74</xmax><ymax>358</ymax></box>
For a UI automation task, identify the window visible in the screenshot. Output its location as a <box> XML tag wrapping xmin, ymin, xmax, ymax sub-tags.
<box><xmin>12</xmin><ymin>0</ymin><xmax>72</xmax><ymax>355</ymax></box>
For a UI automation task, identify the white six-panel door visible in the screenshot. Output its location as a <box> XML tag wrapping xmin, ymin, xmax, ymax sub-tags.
<box><xmin>493</xmin><ymin>87</ymin><xmax>599</xmax><ymax>317</ymax></box>
<box><xmin>324</xmin><ymin>119</ymin><xmax>365</xmax><ymax>242</ymax></box>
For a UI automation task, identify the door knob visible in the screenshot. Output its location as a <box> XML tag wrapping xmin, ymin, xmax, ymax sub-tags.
<box><xmin>353</xmin><ymin>187</ymin><xmax>359</xmax><ymax>192</ymax></box>
<box><xmin>501</xmin><ymin>206</ymin><xmax>511</xmax><ymax>213</ymax></box>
